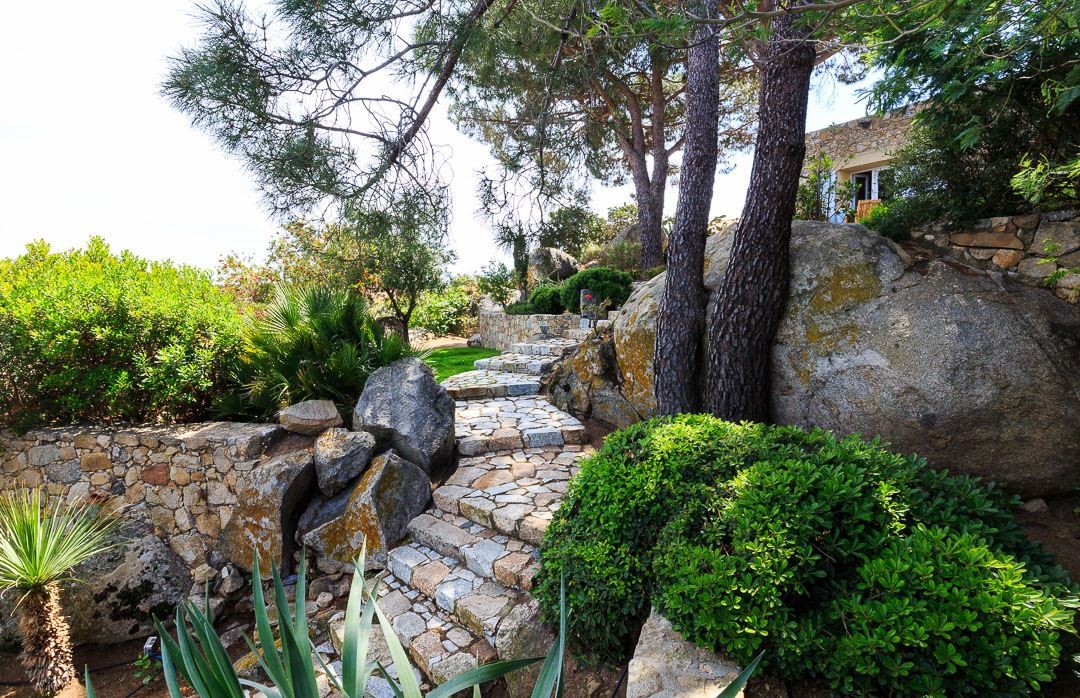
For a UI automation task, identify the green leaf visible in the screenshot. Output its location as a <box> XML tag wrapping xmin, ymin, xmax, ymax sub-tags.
<box><xmin>717</xmin><ymin>651</ymin><xmax>764</xmax><ymax>698</ymax></box>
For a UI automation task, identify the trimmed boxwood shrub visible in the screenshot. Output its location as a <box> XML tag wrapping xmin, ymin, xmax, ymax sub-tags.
<box><xmin>560</xmin><ymin>267</ymin><xmax>634</xmax><ymax>313</ymax></box>
<box><xmin>0</xmin><ymin>238</ymin><xmax>244</xmax><ymax>429</ymax></box>
<box><xmin>535</xmin><ymin>416</ymin><xmax>1076</xmax><ymax>695</ymax></box>
<box><xmin>528</xmin><ymin>284</ymin><xmax>565</xmax><ymax>314</ymax></box>
<box><xmin>504</xmin><ymin>301</ymin><xmax>535</xmax><ymax>315</ymax></box>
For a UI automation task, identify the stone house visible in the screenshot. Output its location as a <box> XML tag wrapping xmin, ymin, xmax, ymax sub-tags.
<box><xmin>803</xmin><ymin>105</ymin><xmax>916</xmax><ymax>221</ymax></box>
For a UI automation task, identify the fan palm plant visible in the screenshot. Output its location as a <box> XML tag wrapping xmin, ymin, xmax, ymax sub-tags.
<box><xmin>0</xmin><ymin>489</ymin><xmax>119</xmax><ymax>696</ymax></box>
<box><xmin>215</xmin><ymin>285</ymin><xmax>421</xmax><ymax>420</ymax></box>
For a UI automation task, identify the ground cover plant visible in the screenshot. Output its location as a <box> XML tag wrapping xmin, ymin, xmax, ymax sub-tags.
<box><xmin>0</xmin><ymin>238</ymin><xmax>243</xmax><ymax>429</ymax></box>
<box><xmin>535</xmin><ymin>415</ymin><xmax>1078</xmax><ymax>696</ymax></box>
<box><xmin>425</xmin><ymin>347</ymin><xmax>500</xmax><ymax>382</ymax></box>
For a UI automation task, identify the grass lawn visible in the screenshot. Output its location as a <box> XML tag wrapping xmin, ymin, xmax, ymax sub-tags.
<box><xmin>425</xmin><ymin>347</ymin><xmax>500</xmax><ymax>382</ymax></box>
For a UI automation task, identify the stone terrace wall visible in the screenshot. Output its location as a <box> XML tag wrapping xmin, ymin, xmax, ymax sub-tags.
<box><xmin>478</xmin><ymin>311</ymin><xmax>583</xmax><ymax>350</ymax></box>
<box><xmin>0</xmin><ymin>422</ymin><xmax>284</xmax><ymax>566</ymax></box>
<box><xmin>908</xmin><ymin>211</ymin><xmax>1080</xmax><ymax>302</ymax></box>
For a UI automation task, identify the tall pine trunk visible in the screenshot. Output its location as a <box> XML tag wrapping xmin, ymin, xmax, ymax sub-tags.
<box><xmin>19</xmin><ymin>583</ymin><xmax>75</xmax><ymax>696</ymax></box>
<box><xmin>637</xmin><ymin>187</ymin><xmax>665</xmax><ymax>271</ymax></box>
<box><xmin>704</xmin><ymin>14</ymin><xmax>815</xmax><ymax>420</ymax></box>
<box><xmin>653</xmin><ymin>0</ymin><xmax>719</xmax><ymax>415</ymax></box>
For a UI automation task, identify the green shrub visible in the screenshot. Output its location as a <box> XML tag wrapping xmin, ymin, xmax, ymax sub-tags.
<box><xmin>535</xmin><ymin>416</ymin><xmax>1076</xmax><ymax>695</ymax></box>
<box><xmin>560</xmin><ymin>267</ymin><xmax>634</xmax><ymax>313</ymax></box>
<box><xmin>412</xmin><ymin>276</ymin><xmax>481</xmax><ymax>335</ymax></box>
<box><xmin>215</xmin><ymin>285</ymin><xmax>415</xmax><ymax>420</ymax></box>
<box><xmin>504</xmin><ymin>301</ymin><xmax>535</xmax><ymax>315</ymax></box>
<box><xmin>477</xmin><ymin>261</ymin><xmax>517</xmax><ymax>309</ymax></box>
<box><xmin>528</xmin><ymin>284</ymin><xmax>565</xmax><ymax>314</ymax></box>
<box><xmin>0</xmin><ymin>238</ymin><xmax>243</xmax><ymax>429</ymax></box>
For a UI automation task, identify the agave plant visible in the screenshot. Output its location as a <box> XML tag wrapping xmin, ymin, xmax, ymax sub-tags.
<box><xmin>0</xmin><ymin>489</ymin><xmax>118</xmax><ymax>696</ymax></box>
<box><xmin>215</xmin><ymin>285</ymin><xmax>421</xmax><ymax>420</ymax></box>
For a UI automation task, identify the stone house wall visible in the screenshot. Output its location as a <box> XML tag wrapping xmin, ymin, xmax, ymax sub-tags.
<box><xmin>0</xmin><ymin>422</ymin><xmax>284</xmax><ymax>566</ymax></box>
<box><xmin>478</xmin><ymin>311</ymin><xmax>583</xmax><ymax>350</ymax></box>
<box><xmin>804</xmin><ymin>106</ymin><xmax>915</xmax><ymax>172</ymax></box>
<box><xmin>908</xmin><ymin>211</ymin><xmax>1080</xmax><ymax>302</ymax></box>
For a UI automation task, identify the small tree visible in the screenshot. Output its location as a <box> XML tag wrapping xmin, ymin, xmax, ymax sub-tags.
<box><xmin>0</xmin><ymin>490</ymin><xmax>118</xmax><ymax>696</ymax></box>
<box><xmin>537</xmin><ymin>205</ymin><xmax>609</xmax><ymax>259</ymax></box>
<box><xmin>477</xmin><ymin>261</ymin><xmax>517</xmax><ymax>309</ymax></box>
<box><xmin>795</xmin><ymin>154</ymin><xmax>856</xmax><ymax>222</ymax></box>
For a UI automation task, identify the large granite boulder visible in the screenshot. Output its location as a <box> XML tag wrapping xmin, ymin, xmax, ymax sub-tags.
<box><xmin>0</xmin><ymin>526</ymin><xmax>191</xmax><ymax>649</ymax></box>
<box><xmin>550</xmin><ymin>221</ymin><xmax>1080</xmax><ymax>496</ymax></box>
<box><xmin>219</xmin><ymin>450</ymin><xmax>316</xmax><ymax>573</ymax></box>
<box><xmin>278</xmin><ymin>399</ymin><xmax>343</xmax><ymax>435</ymax></box>
<box><xmin>352</xmin><ymin>358</ymin><xmax>455</xmax><ymax>475</ymax></box>
<box><xmin>527</xmin><ymin>247</ymin><xmax>580</xmax><ymax>286</ymax></box>
<box><xmin>314</xmin><ymin>428</ymin><xmax>376</xmax><ymax>496</ymax></box>
<box><xmin>301</xmin><ymin>450</ymin><xmax>431</xmax><ymax>572</ymax></box>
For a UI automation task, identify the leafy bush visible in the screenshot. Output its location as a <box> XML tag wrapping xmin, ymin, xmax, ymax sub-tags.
<box><xmin>580</xmin><ymin>241</ymin><xmax>642</xmax><ymax>276</ymax></box>
<box><xmin>535</xmin><ymin>416</ymin><xmax>1076</xmax><ymax>695</ymax></box>
<box><xmin>560</xmin><ymin>267</ymin><xmax>634</xmax><ymax>313</ymax></box>
<box><xmin>795</xmin><ymin>153</ymin><xmax>856</xmax><ymax>222</ymax></box>
<box><xmin>216</xmin><ymin>285</ymin><xmax>415</xmax><ymax>420</ymax></box>
<box><xmin>528</xmin><ymin>284</ymin><xmax>565</xmax><ymax>314</ymax></box>
<box><xmin>0</xmin><ymin>238</ymin><xmax>243</xmax><ymax>429</ymax></box>
<box><xmin>504</xmin><ymin>301</ymin><xmax>535</xmax><ymax>315</ymax></box>
<box><xmin>413</xmin><ymin>276</ymin><xmax>481</xmax><ymax>336</ymax></box>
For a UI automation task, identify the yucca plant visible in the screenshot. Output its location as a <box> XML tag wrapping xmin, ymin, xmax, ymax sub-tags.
<box><xmin>215</xmin><ymin>285</ymin><xmax>421</xmax><ymax>420</ymax></box>
<box><xmin>0</xmin><ymin>489</ymin><xmax>119</xmax><ymax>696</ymax></box>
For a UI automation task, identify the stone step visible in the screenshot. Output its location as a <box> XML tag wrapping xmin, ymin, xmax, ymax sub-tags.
<box><xmin>473</xmin><ymin>353</ymin><xmax>557</xmax><ymax>376</ymax></box>
<box><xmin>405</xmin><ymin>511</ymin><xmax>539</xmax><ymax>592</ymax></box>
<box><xmin>371</xmin><ymin>571</ymin><xmax>495</xmax><ymax>684</ymax></box>
<box><xmin>455</xmin><ymin>397</ymin><xmax>588</xmax><ymax>456</ymax></box>
<box><xmin>440</xmin><ymin>370</ymin><xmax>540</xmax><ymax>400</ymax></box>
<box><xmin>596</xmin><ymin>318</ymin><xmax>613</xmax><ymax>330</ymax></box>
<box><xmin>564</xmin><ymin>328</ymin><xmax>592</xmax><ymax>342</ymax></box>
<box><xmin>386</xmin><ymin>538</ymin><xmax>529</xmax><ymax>649</ymax></box>
<box><xmin>508</xmin><ymin>337</ymin><xmax>580</xmax><ymax>357</ymax></box>
<box><xmin>432</xmin><ymin>446</ymin><xmax>590</xmax><ymax>544</ymax></box>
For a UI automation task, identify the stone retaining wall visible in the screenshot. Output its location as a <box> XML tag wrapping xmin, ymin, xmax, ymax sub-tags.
<box><xmin>478</xmin><ymin>311</ymin><xmax>583</xmax><ymax>350</ymax></box>
<box><xmin>0</xmin><ymin>422</ymin><xmax>284</xmax><ymax>566</ymax></box>
<box><xmin>909</xmin><ymin>211</ymin><xmax>1080</xmax><ymax>302</ymax></box>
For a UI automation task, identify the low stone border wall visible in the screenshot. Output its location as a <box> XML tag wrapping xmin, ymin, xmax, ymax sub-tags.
<box><xmin>478</xmin><ymin>311</ymin><xmax>582</xmax><ymax>350</ymax></box>
<box><xmin>0</xmin><ymin>422</ymin><xmax>284</xmax><ymax>565</ymax></box>
<box><xmin>909</xmin><ymin>211</ymin><xmax>1079</xmax><ymax>302</ymax></box>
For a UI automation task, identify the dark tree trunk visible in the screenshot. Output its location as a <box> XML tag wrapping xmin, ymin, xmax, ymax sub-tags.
<box><xmin>653</xmin><ymin>0</ymin><xmax>719</xmax><ymax>415</ymax></box>
<box><xmin>703</xmin><ymin>14</ymin><xmax>815</xmax><ymax>420</ymax></box>
<box><xmin>637</xmin><ymin>188</ymin><xmax>665</xmax><ymax>271</ymax></box>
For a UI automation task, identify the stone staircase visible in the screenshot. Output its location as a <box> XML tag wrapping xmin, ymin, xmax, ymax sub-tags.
<box><xmin>374</xmin><ymin>336</ymin><xmax>595</xmax><ymax>686</ymax></box>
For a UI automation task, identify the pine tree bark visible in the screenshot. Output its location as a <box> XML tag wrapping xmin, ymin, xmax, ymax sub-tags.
<box><xmin>704</xmin><ymin>13</ymin><xmax>815</xmax><ymax>420</ymax></box>
<box><xmin>19</xmin><ymin>583</ymin><xmax>75</xmax><ymax>696</ymax></box>
<box><xmin>637</xmin><ymin>186</ymin><xmax>666</xmax><ymax>271</ymax></box>
<box><xmin>653</xmin><ymin>0</ymin><xmax>720</xmax><ymax>415</ymax></box>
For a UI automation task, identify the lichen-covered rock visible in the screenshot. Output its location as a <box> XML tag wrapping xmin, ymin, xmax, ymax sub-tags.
<box><xmin>627</xmin><ymin>610</ymin><xmax>742</xmax><ymax>698</ymax></box>
<box><xmin>527</xmin><ymin>247</ymin><xmax>580</xmax><ymax>286</ymax></box>
<box><xmin>352</xmin><ymin>358</ymin><xmax>455</xmax><ymax>475</ymax></box>
<box><xmin>554</xmin><ymin>221</ymin><xmax>1080</xmax><ymax>496</ymax></box>
<box><xmin>549</xmin><ymin>336</ymin><xmax>644</xmax><ymax>429</ymax></box>
<box><xmin>219</xmin><ymin>450</ymin><xmax>316</xmax><ymax>573</ymax></box>
<box><xmin>278</xmin><ymin>400</ymin><xmax>343</xmax><ymax>435</ymax></box>
<box><xmin>0</xmin><ymin>526</ymin><xmax>191</xmax><ymax>649</ymax></box>
<box><xmin>314</xmin><ymin>428</ymin><xmax>376</xmax><ymax>496</ymax></box>
<box><xmin>301</xmin><ymin>450</ymin><xmax>431</xmax><ymax>571</ymax></box>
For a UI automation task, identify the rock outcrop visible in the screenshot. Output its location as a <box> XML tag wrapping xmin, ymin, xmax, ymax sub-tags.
<box><xmin>1</xmin><ymin>526</ymin><xmax>191</xmax><ymax>649</ymax></box>
<box><xmin>352</xmin><ymin>358</ymin><xmax>455</xmax><ymax>476</ymax></box>
<box><xmin>301</xmin><ymin>450</ymin><xmax>431</xmax><ymax>572</ymax></box>
<box><xmin>314</xmin><ymin>428</ymin><xmax>376</xmax><ymax>496</ymax></box>
<box><xmin>550</xmin><ymin>221</ymin><xmax>1080</xmax><ymax>496</ymax></box>
<box><xmin>627</xmin><ymin>610</ymin><xmax>743</xmax><ymax>698</ymax></box>
<box><xmin>219</xmin><ymin>449</ymin><xmax>316</xmax><ymax>573</ymax></box>
<box><xmin>527</xmin><ymin>247</ymin><xmax>580</xmax><ymax>286</ymax></box>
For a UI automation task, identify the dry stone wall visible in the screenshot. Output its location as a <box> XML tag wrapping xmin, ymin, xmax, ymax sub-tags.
<box><xmin>804</xmin><ymin>106</ymin><xmax>915</xmax><ymax>169</ymax></box>
<box><xmin>908</xmin><ymin>211</ymin><xmax>1080</xmax><ymax>302</ymax></box>
<box><xmin>0</xmin><ymin>421</ymin><xmax>284</xmax><ymax>566</ymax></box>
<box><xmin>478</xmin><ymin>311</ymin><xmax>583</xmax><ymax>350</ymax></box>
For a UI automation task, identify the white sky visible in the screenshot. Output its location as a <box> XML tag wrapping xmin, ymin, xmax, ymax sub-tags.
<box><xmin>0</xmin><ymin>1</ymin><xmax>873</xmax><ymax>275</ymax></box>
